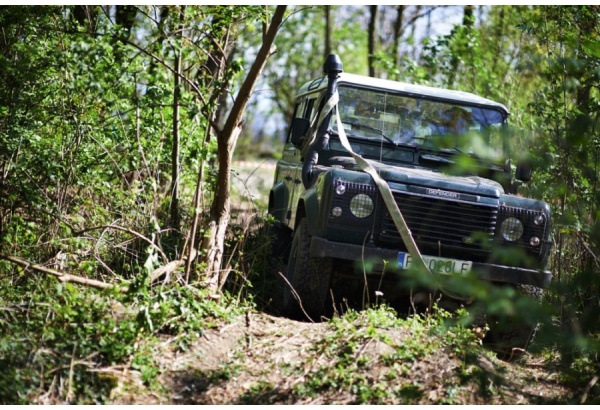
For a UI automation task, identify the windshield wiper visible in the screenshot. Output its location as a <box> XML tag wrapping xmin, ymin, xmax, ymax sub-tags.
<box><xmin>419</xmin><ymin>152</ymin><xmax>454</xmax><ymax>164</ymax></box>
<box><xmin>443</xmin><ymin>146</ymin><xmax>482</xmax><ymax>160</ymax></box>
<box><xmin>341</xmin><ymin>120</ymin><xmax>395</xmax><ymax>145</ymax></box>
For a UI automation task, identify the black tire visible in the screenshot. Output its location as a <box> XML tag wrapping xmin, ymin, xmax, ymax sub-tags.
<box><xmin>268</xmin><ymin>222</ymin><xmax>293</xmax><ymax>264</ymax></box>
<box><xmin>281</xmin><ymin>218</ymin><xmax>332</xmax><ymax>321</ymax></box>
<box><xmin>267</xmin><ymin>222</ymin><xmax>292</xmax><ymax>314</ymax></box>
<box><xmin>484</xmin><ymin>284</ymin><xmax>543</xmax><ymax>360</ymax></box>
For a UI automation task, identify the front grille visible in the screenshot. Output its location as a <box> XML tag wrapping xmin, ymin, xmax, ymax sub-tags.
<box><xmin>375</xmin><ymin>190</ymin><xmax>498</xmax><ymax>260</ymax></box>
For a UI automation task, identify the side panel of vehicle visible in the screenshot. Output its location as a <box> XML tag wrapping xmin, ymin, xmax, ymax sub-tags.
<box><xmin>272</xmin><ymin>142</ymin><xmax>301</xmax><ymax>229</ymax></box>
<box><xmin>268</xmin><ymin>178</ymin><xmax>289</xmax><ymax>224</ymax></box>
<box><xmin>277</xmin><ymin>92</ymin><xmax>321</xmax><ymax>230</ymax></box>
<box><xmin>270</xmin><ymin>100</ymin><xmax>304</xmax><ymax>228</ymax></box>
<box><xmin>296</xmin><ymin>186</ymin><xmax>321</xmax><ymax>236</ymax></box>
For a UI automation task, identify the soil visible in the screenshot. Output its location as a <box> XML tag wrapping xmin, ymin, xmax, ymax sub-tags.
<box><xmin>108</xmin><ymin>310</ymin><xmax>578</xmax><ymax>405</ymax></box>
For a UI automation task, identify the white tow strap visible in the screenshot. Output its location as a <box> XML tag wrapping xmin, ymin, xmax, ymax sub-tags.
<box><xmin>320</xmin><ymin>91</ymin><xmax>430</xmax><ymax>274</ymax></box>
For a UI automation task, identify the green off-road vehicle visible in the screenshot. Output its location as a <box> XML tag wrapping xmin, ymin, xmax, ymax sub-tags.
<box><xmin>268</xmin><ymin>54</ymin><xmax>552</xmax><ymax>353</ymax></box>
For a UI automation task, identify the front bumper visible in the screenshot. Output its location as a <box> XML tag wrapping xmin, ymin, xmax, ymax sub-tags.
<box><xmin>309</xmin><ymin>237</ymin><xmax>552</xmax><ymax>289</ymax></box>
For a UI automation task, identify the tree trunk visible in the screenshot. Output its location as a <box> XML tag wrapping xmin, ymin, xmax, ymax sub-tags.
<box><xmin>115</xmin><ymin>5</ymin><xmax>137</xmax><ymax>42</ymax></box>
<box><xmin>324</xmin><ymin>6</ymin><xmax>332</xmax><ymax>59</ymax></box>
<box><xmin>448</xmin><ymin>5</ymin><xmax>475</xmax><ymax>88</ymax></box>
<box><xmin>169</xmin><ymin>6</ymin><xmax>185</xmax><ymax>230</ymax></box>
<box><xmin>368</xmin><ymin>5</ymin><xmax>378</xmax><ymax>77</ymax></box>
<box><xmin>72</xmin><ymin>5</ymin><xmax>100</xmax><ymax>33</ymax></box>
<box><xmin>184</xmin><ymin>125</ymin><xmax>210</xmax><ymax>283</ymax></box>
<box><xmin>463</xmin><ymin>5</ymin><xmax>474</xmax><ymax>28</ymax></box>
<box><xmin>184</xmin><ymin>19</ymin><xmax>237</xmax><ymax>283</ymax></box>
<box><xmin>393</xmin><ymin>6</ymin><xmax>405</xmax><ymax>69</ymax></box>
<box><xmin>200</xmin><ymin>5</ymin><xmax>287</xmax><ymax>291</ymax></box>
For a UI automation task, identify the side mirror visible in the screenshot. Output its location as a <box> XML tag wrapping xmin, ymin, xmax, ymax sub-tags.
<box><xmin>515</xmin><ymin>161</ymin><xmax>532</xmax><ymax>182</ymax></box>
<box><xmin>290</xmin><ymin>117</ymin><xmax>310</xmax><ymax>148</ymax></box>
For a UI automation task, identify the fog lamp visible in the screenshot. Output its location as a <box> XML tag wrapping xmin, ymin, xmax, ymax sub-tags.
<box><xmin>331</xmin><ymin>207</ymin><xmax>342</xmax><ymax>217</ymax></box>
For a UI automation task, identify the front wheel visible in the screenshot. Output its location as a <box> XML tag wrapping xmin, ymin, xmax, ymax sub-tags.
<box><xmin>268</xmin><ymin>222</ymin><xmax>293</xmax><ymax>265</ymax></box>
<box><xmin>281</xmin><ymin>218</ymin><xmax>332</xmax><ymax>321</ymax></box>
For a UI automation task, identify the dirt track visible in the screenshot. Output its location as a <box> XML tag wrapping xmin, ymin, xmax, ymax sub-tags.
<box><xmin>231</xmin><ymin>159</ymin><xmax>276</xmax><ymax>209</ymax></box>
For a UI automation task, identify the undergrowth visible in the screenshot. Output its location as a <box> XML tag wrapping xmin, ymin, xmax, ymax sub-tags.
<box><xmin>0</xmin><ymin>270</ymin><xmax>244</xmax><ymax>404</ymax></box>
<box><xmin>291</xmin><ymin>305</ymin><xmax>485</xmax><ymax>404</ymax></box>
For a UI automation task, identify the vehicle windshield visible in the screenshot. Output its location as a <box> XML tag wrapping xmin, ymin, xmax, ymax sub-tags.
<box><xmin>331</xmin><ymin>85</ymin><xmax>507</xmax><ymax>161</ymax></box>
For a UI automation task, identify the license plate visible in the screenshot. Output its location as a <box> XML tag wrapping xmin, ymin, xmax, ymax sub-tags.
<box><xmin>397</xmin><ymin>252</ymin><xmax>472</xmax><ymax>275</ymax></box>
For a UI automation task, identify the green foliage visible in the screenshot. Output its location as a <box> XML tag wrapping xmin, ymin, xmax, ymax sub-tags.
<box><xmin>515</xmin><ymin>9</ymin><xmax>600</xmax><ymax>379</ymax></box>
<box><xmin>0</xmin><ymin>279</ymin><xmax>132</xmax><ymax>404</ymax></box>
<box><xmin>0</xmin><ymin>271</ymin><xmax>242</xmax><ymax>404</ymax></box>
<box><xmin>223</xmin><ymin>213</ymin><xmax>280</xmax><ymax>309</ymax></box>
<box><xmin>293</xmin><ymin>305</ymin><xmax>483</xmax><ymax>404</ymax></box>
<box><xmin>127</xmin><ymin>281</ymin><xmax>241</xmax><ymax>348</ymax></box>
<box><xmin>2</xmin><ymin>3</ymin><xmax>600</xmax><ymax>404</ymax></box>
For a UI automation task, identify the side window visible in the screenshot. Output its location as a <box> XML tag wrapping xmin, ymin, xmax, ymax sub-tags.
<box><xmin>286</xmin><ymin>101</ymin><xmax>303</xmax><ymax>143</ymax></box>
<box><xmin>286</xmin><ymin>95</ymin><xmax>318</xmax><ymax>143</ymax></box>
<box><xmin>304</xmin><ymin>98</ymin><xmax>315</xmax><ymax>120</ymax></box>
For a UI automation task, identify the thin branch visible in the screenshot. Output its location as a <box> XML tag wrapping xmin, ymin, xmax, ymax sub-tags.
<box><xmin>125</xmin><ymin>37</ymin><xmax>222</xmax><ymax>134</ymax></box>
<box><xmin>581</xmin><ymin>375</ymin><xmax>599</xmax><ymax>404</ymax></box>
<box><xmin>406</xmin><ymin>5</ymin><xmax>444</xmax><ymax>28</ymax></box>
<box><xmin>73</xmin><ymin>224</ymin><xmax>168</xmax><ymax>263</ymax></box>
<box><xmin>123</xmin><ymin>38</ymin><xmax>204</xmax><ymax>98</ymax></box>
<box><xmin>276</xmin><ymin>270</ymin><xmax>314</xmax><ymax>324</ymax></box>
<box><xmin>0</xmin><ymin>254</ymin><xmax>127</xmax><ymax>293</ymax></box>
<box><xmin>576</xmin><ymin>231</ymin><xmax>600</xmax><ymax>268</ymax></box>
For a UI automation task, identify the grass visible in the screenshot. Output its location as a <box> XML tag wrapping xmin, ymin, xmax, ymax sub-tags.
<box><xmin>0</xmin><ymin>272</ymin><xmax>244</xmax><ymax>404</ymax></box>
<box><xmin>290</xmin><ymin>305</ymin><xmax>486</xmax><ymax>404</ymax></box>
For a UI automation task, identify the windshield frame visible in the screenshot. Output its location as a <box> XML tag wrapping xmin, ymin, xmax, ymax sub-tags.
<box><xmin>331</xmin><ymin>84</ymin><xmax>508</xmax><ymax>160</ymax></box>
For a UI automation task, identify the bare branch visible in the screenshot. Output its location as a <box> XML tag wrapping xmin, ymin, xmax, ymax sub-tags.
<box><xmin>73</xmin><ymin>224</ymin><xmax>169</xmax><ymax>263</ymax></box>
<box><xmin>0</xmin><ymin>254</ymin><xmax>127</xmax><ymax>292</ymax></box>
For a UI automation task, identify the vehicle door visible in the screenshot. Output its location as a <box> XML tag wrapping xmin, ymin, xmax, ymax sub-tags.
<box><xmin>285</xmin><ymin>95</ymin><xmax>317</xmax><ymax>229</ymax></box>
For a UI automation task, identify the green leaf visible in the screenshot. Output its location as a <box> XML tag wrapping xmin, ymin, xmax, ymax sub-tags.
<box><xmin>582</xmin><ymin>40</ymin><xmax>600</xmax><ymax>58</ymax></box>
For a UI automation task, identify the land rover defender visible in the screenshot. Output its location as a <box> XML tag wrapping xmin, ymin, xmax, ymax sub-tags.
<box><xmin>268</xmin><ymin>54</ymin><xmax>552</xmax><ymax>351</ymax></box>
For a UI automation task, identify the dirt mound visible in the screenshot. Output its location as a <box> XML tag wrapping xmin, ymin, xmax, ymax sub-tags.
<box><xmin>109</xmin><ymin>311</ymin><xmax>573</xmax><ymax>405</ymax></box>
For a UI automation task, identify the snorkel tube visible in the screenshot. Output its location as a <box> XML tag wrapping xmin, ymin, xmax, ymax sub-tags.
<box><xmin>301</xmin><ymin>54</ymin><xmax>343</xmax><ymax>189</ymax></box>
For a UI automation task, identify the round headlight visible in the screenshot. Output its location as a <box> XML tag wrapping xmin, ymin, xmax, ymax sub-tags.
<box><xmin>349</xmin><ymin>194</ymin><xmax>374</xmax><ymax>218</ymax></box>
<box><xmin>500</xmin><ymin>217</ymin><xmax>524</xmax><ymax>241</ymax></box>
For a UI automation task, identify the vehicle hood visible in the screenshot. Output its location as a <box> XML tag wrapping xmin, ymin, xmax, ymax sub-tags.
<box><xmin>367</xmin><ymin>160</ymin><xmax>504</xmax><ymax>198</ymax></box>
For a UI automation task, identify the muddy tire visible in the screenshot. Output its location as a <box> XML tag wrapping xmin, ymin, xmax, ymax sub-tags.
<box><xmin>281</xmin><ymin>218</ymin><xmax>332</xmax><ymax>321</ymax></box>
<box><xmin>484</xmin><ymin>284</ymin><xmax>543</xmax><ymax>360</ymax></box>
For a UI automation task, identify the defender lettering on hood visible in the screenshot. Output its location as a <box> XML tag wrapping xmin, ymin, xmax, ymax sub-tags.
<box><xmin>425</xmin><ymin>188</ymin><xmax>460</xmax><ymax>199</ymax></box>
